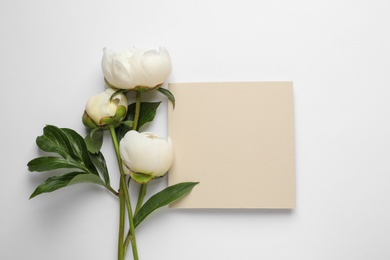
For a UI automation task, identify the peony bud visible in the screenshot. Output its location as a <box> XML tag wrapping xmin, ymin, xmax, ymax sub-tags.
<box><xmin>119</xmin><ymin>130</ymin><xmax>173</xmax><ymax>183</ymax></box>
<box><xmin>82</xmin><ymin>88</ymin><xmax>127</xmax><ymax>128</ymax></box>
<box><xmin>101</xmin><ymin>46</ymin><xmax>172</xmax><ymax>90</ymax></box>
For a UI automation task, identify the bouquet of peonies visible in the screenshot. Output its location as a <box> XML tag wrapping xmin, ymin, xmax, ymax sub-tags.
<box><xmin>27</xmin><ymin>47</ymin><xmax>198</xmax><ymax>260</ymax></box>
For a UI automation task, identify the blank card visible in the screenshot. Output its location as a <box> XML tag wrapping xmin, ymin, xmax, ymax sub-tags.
<box><xmin>168</xmin><ymin>82</ymin><xmax>295</xmax><ymax>208</ymax></box>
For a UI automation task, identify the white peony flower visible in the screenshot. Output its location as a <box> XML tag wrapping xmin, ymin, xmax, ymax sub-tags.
<box><xmin>82</xmin><ymin>88</ymin><xmax>127</xmax><ymax>127</ymax></box>
<box><xmin>120</xmin><ymin>131</ymin><xmax>173</xmax><ymax>181</ymax></box>
<box><xmin>102</xmin><ymin>46</ymin><xmax>172</xmax><ymax>90</ymax></box>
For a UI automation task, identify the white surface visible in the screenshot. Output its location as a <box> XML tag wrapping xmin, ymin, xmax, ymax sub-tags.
<box><xmin>1</xmin><ymin>0</ymin><xmax>390</xmax><ymax>259</ymax></box>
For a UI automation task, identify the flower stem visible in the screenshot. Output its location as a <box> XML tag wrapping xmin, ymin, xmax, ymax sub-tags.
<box><xmin>118</xmin><ymin>184</ymin><xmax>125</xmax><ymax>260</ymax></box>
<box><xmin>109</xmin><ymin>126</ymin><xmax>139</xmax><ymax>260</ymax></box>
<box><xmin>122</xmin><ymin>90</ymin><xmax>146</xmax><ymax>255</ymax></box>
<box><xmin>135</xmin><ymin>183</ymin><xmax>148</xmax><ymax>215</ymax></box>
<box><xmin>107</xmin><ymin>185</ymin><xmax>119</xmax><ymax>197</ymax></box>
<box><xmin>132</xmin><ymin>90</ymin><xmax>142</xmax><ymax>131</ymax></box>
<box><xmin>121</xmin><ymin>174</ymin><xmax>138</xmax><ymax>259</ymax></box>
<box><xmin>124</xmin><ymin>182</ymin><xmax>148</xmax><ymax>253</ymax></box>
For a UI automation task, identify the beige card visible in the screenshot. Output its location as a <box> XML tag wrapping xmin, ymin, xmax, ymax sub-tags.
<box><xmin>168</xmin><ymin>82</ymin><xmax>295</xmax><ymax>208</ymax></box>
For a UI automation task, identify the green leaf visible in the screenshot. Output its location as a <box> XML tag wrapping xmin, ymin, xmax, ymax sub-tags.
<box><xmin>36</xmin><ymin>125</ymin><xmax>74</xmax><ymax>159</ymax></box>
<box><xmin>28</xmin><ymin>125</ymin><xmax>116</xmax><ymax>198</ymax></box>
<box><xmin>134</xmin><ymin>182</ymin><xmax>199</xmax><ymax>228</ymax></box>
<box><xmin>33</xmin><ymin>125</ymin><xmax>99</xmax><ymax>175</ymax></box>
<box><xmin>116</xmin><ymin>102</ymin><xmax>161</xmax><ymax>141</ymax></box>
<box><xmin>85</xmin><ymin>128</ymin><xmax>104</xmax><ymax>154</ymax></box>
<box><xmin>158</xmin><ymin>88</ymin><xmax>175</xmax><ymax>108</ymax></box>
<box><xmin>89</xmin><ymin>151</ymin><xmax>110</xmax><ymax>185</ymax></box>
<box><xmin>136</xmin><ymin>102</ymin><xmax>161</xmax><ymax>130</ymax></box>
<box><xmin>61</xmin><ymin>128</ymin><xmax>98</xmax><ymax>174</ymax></box>
<box><xmin>29</xmin><ymin>172</ymin><xmax>106</xmax><ymax>199</ymax></box>
<box><xmin>27</xmin><ymin>156</ymin><xmax>79</xmax><ymax>172</ymax></box>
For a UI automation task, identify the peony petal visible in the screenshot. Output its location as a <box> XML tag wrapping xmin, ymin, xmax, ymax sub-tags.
<box><xmin>110</xmin><ymin>59</ymin><xmax>134</xmax><ymax>89</ymax></box>
<box><xmin>130</xmin><ymin>133</ymin><xmax>160</xmax><ymax>174</ymax></box>
<box><xmin>119</xmin><ymin>131</ymin><xmax>173</xmax><ymax>177</ymax></box>
<box><xmin>85</xmin><ymin>88</ymin><xmax>127</xmax><ymax>126</ymax></box>
<box><xmin>140</xmin><ymin>47</ymin><xmax>172</xmax><ymax>87</ymax></box>
<box><xmin>101</xmin><ymin>48</ymin><xmax>116</xmax><ymax>85</ymax></box>
<box><xmin>128</xmin><ymin>49</ymin><xmax>149</xmax><ymax>87</ymax></box>
<box><xmin>153</xmin><ymin>137</ymin><xmax>174</xmax><ymax>176</ymax></box>
<box><xmin>102</xmin><ymin>46</ymin><xmax>172</xmax><ymax>89</ymax></box>
<box><xmin>102</xmin><ymin>48</ymin><xmax>135</xmax><ymax>89</ymax></box>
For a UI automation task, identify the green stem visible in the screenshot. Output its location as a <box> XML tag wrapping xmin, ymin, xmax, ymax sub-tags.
<box><xmin>132</xmin><ymin>90</ymin><xmax>142</xmax><ymax>131</ymax></box>
<box><xmin>124</xmin><ymin>181</ymin><xmax>148</xmax><ymax>251</ymax></box>
<box><xmin>124</xmin><ymin>90</ymin><xmax>144</xmax><ymax>255</ymax></box>
<box><xmin>118</xmin><ymin>184</ymin><xmax>125</xmax><ymax>260</ymax></box>
<box><xmin>107</xmin><ymin>185</ymin><xmax>119</xmax><ymax>197</ymax></box>
<box><xmin>123</xmin><ymin>229</ymin><xmax>132</xmax><ymax>256</ymax></box>
<box><xmin>121</xmin><ymin>174</ymin><xmax>138</xmax><ymax>259</ymax></box>
<box><xmin>124</xmin><ymin>183</ymin><xmax>147</xmax><ymax>254</ymax></box>
<box><xmin>109</xmin><ymin>126</ymin><xmax>139</xmax><ymax>260</ymax></box>
<box><xmin>135</xmin><ymin>183</ymin><xmax>148</xmax><ymax>215</ymax></box>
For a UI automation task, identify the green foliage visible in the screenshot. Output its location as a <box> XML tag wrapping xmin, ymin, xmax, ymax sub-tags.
<box><xmin>28</xmin><ymin>156</ymin><xmax>81</xmax><ymax>172</ymax></box>
<box><xmin>157</xmin><ymin>88</ymin><xmax>175</xmax><ymax>108</ymax></box>
<box><xmin>135</xmin><ymin>102</ymin><xmax>161</xmax><ymax>130</ymax></box>
<box><xmin>85</xmin><ymin>128</ymin><xmax>104</xmax><ymax>154</ymax></box>
<box><xmin>29</xmin><ymin>172</ymin><xmax>106</xmax><ymax>199</ymax></box>
<box><xmin>89</xmin><ymin>151</ymin><xmax>110</xmax><ymax>186</ymax></box>
<box><xmin>27</xmin><ymin>125</ymin><xmax>113</xmax><ymax>198</ymax></box>
<box><xmin>116</xmin><ymin>101</ymin><xmax>161</xmax><ymax>142</ymax></box>
<box><xmin>133</xmin><ymin>182</ymin><xmax>199</xmax><ymax>228</ymax></box>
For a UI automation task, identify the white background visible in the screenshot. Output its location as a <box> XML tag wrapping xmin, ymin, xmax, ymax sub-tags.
<box><xmin>1</xmin><ymin>0</ymin><xmax>390</xmax><ymax>259</ymax></box>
